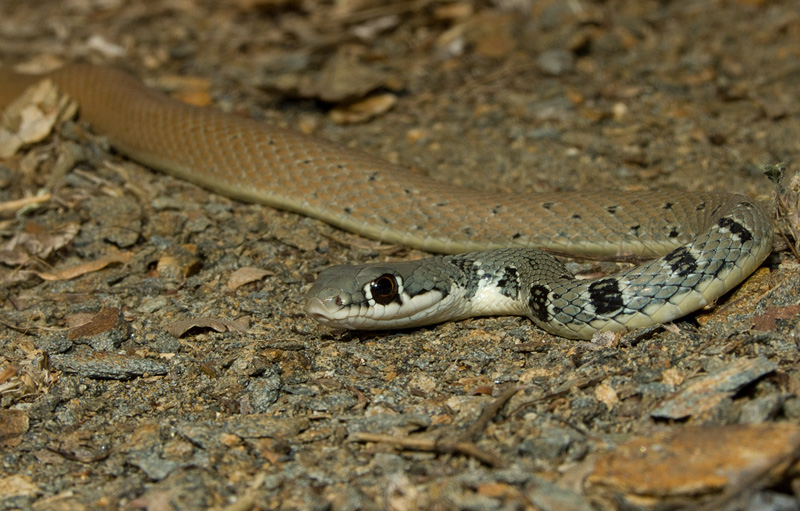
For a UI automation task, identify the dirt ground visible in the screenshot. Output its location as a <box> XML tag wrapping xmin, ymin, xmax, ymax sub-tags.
<box><xmin>2</xmin><ymin>0</ymin><xmax>800</xmax><ymax>510</ymax></box>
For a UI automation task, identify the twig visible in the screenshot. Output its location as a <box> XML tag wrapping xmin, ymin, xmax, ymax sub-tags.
<box><xmin>510</xmin><ymin>371</ymin><xmax>625</xmax><ymax>418</ymax></box>
<box><xmin>0</xmin><ymin>193</ymin><xmax>51</xmax><ymax>217</ymax></box>
<box><xmin>459</xmin><ymin>384</ymin><xmax>521</xmax><ymax>443</ymax></box>
<box><xmin>331</xmin><ymin>0</ymin><xmax>429</xmax><ymax>24</ymax></box>
<box><xmin>349</xmin><ymin>432</ymin><xmax>506</xmax><ymax>468</ymax></box>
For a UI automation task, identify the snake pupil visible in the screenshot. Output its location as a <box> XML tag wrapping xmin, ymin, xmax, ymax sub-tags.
<box><xmin>370</xmin><ymin>275</ymin><xmax>398</xmax><ymax>305</ymax></box>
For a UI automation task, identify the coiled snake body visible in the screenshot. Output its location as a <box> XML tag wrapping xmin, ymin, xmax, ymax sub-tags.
<box><xmin>0</xmin><ymin>64</ymin><xmax>772</xmax><ymax>339</ymax></box>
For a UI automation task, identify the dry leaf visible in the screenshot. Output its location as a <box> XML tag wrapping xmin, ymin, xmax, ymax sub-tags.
<box><xmin>165</xmin><ymin>317</ymin><xmax>250</xmax><ymax>338</ymax></box>
<box><xmin>0</xmin><ymin>79</ymin><xmax>77</xmax><ymax>158</ymax></box>
<box><xmin>227</xmin><ymin>267</ymin><xmax>273</xmax><ymax>291</ymax></box>
<box><xmin>0</xmin><ymin>355</ymin><xmax>56</xmax><ymax>405</ymax></box>
<box><xmin>0</xmin><ymin>222</ymin><xmax>80</xmax><ymax>265</ymax></box>
<box><xmin>330</xmin><ymin>93</ymin><xmax>397</xmax><ymax>124</ymax></box>
<box><xmin>36</xmin><ymin>251</ymin><xmax>133</xmax><ymax>281</ymax></box>
<box><xmin>0</xmin><ymin>365</ymin><xmax>18</xmax><ymax>385</ymax></box>
<box><xmin>67</xmin><ymin>308</ymin><xmax>123</xmax><ymax>341</ymax></box>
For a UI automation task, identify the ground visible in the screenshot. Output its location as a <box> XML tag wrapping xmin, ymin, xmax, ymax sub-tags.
<box><xmin>1</xmin><ymin>0</ymin><xmax>800</xmax><ymax>510</ymax></box>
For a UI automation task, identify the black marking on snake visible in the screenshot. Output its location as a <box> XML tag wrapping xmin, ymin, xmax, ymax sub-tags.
<box><xmin>492</xmin><ymin>205</ymin><xmax>503</xmax><ymax>214</ymax></box>
<box><xmin>572</xmin><ymin>214</ymin><xmax>582</xmax><ymax>219</ymax></box>
<box><xmin>668</xmin><ymin>227</ymin><xmax>680</xmax><ymax>238</ymax></box>
<box><xmin>424</xmin><ymin>284</ymin><xmax>448</xmax><ymax>299</ymax></box>
<box><xmin>337</xmin><ymin>164</ymin><xmax>345</xmax><ymax>169</ymax></box>
<box><xmin>368</xmin><ymin>172</ymin><xmax>378</xmax><ymax>181</ymax></box>
<box><xmin>542</xmin><ymin>202</ymin><xmax>554</xmax><ymax>210</ymax></box>
<box><xmin>497</xmin><ymin>267</ymin><xmax>520</xmax><ymax>298</ymax></box>
<box><xmin>512</xmin><ymin>233</ymin><xmax>522</xmax><ymax>239</ymax></box>
<box><xmin>717</xmin><ymin>217</ymin><xmax>753</xmax><ymax>242</ymax></box>
<box><xmin>407</xmin><ymin>264</ymin><xmax>451</xmax><ymax>298</ymax></box>
<box><xmin>344</xmin><ymin>207</ymin><xmax>352</xmax><ymax>214</ymax></box>
<box><xmin>406</xmin><ymin>287</ymin><xmax>432</xmax><ymax>298</ymax></box>
<box><xmin>436</xmin><ymin>202</ymin><xmax>448</xmax><ymax>207</ymax></box>
<box><xmin>607</xmin><ymin>206</ymin><xmax>618</xmax><ymax>215</ymax></box>
<box><xmin>588</xmin><ymin>279</ymin><xmax>624</xmax><ymax>315</ymax></box>
<box><xmin>709</xmin><ymin>258</ymin><xmax>734</xmax><ymax>280</ymax></box>
<box><xmin>710</xmin><ymin>204</ymin><xmax>723</xmax><ymax>217</ymax></box>
<box><xmin>630</xmin><ymin>224</ymin><xmax>640</xmax><ymax>236</ymax></box>
<box><xmin>268</xmin><ymin>139</ymin><xmax>275</xmax><ymax>145</ymax></box>
<box><xmin>528</xmin><ymin>284</ymin><xmax>551</xmax><ymax>322</ymax></box>
<box><xmin>665</xmin><ymin>247</ymin><xmax>698</xmax><ymax>277</ymax></box>
<box><xmin>663</xmin><ymin>202</ymin><xmax>674</xmax><ymax>210</ymax></box>
<box><xmin>404</xmin><ymin>188</ymin><xmax>412</xmax><ymax>194</ymax></box>
<box><xmin>696</xmin><ymin>202</ymin><xmax>706</xmax><ymax>211</ymax></box>
<box><xmin>449</xmin><ymin>258</ymin><xmax>473</xmax><ymax>274</ymax></box>
<box><xmin>448</xmin><ymin>258</ymin><xmax>479</xmax><ymax>297</ymax></box>
<box><xmin>303</xmin><ymin>159</ymin><xmax>312</xmax><ymax>164</ymax></box>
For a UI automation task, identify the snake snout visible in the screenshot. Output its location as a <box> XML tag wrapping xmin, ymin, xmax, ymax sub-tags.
<box><xmin>305</xmin><ymin>295</ymin><xmax>338</xmax><ymax>324</ymax></box>
<box><xmin>305</xmin><ymin>282</ymin><xmax>354</xmax><ymax>327</ymax></box>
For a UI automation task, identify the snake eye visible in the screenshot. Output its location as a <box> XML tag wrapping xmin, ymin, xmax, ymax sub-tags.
<box><xmin>370</xmin><ymin>274</ymin><xmax>398</xmax><ymax>305</ymax></box>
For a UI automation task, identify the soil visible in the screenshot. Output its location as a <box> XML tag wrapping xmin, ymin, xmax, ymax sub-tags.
<box><xmin>1</xmin><ymin>1</ymin><xmax>800</xmax><ymax>510</ymax></box>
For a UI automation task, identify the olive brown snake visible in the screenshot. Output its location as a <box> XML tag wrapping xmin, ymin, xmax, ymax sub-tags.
<box><xmin>0</xmin><ymin>63</ymin><xmax>773</xmax><ymax>339</ymax></box>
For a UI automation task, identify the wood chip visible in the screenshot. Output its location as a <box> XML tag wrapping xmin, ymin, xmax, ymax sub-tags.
<box><xmin>0</xmin><ymin>410</ymin><xmax>29</xmax><ymax>448</ymax></box>
<box><xmin>650</xmin><ymin>357</ymin><xmax>777</xmax><ymax>420</ymax></box>
<box><xmin>587</xmin><ymin>423</ymin><xmax>800</xmax><ymax>507</ymax></box>
<box><xmin>0</xmin><ymin>474</ymin><xmax>39</xmax><ymax>498</ymax></box>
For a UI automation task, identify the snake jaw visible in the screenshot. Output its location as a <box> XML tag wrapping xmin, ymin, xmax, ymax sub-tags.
<box><xmin>305</xmin><ymin>295</ymin><xmax>347</xmax><ymax>327</ymax></box>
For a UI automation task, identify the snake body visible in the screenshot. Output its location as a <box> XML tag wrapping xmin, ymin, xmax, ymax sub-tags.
<box><xmin>0</xmin><ymin>64</ymin><xmax>772</xmax><ymax>339</ymax></box>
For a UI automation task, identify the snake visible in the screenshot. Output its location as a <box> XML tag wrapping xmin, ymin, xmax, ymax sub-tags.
<box><xmin>0</xmin><ymin>63</ymin><xmax>773</xmax><ymax>339</ymax></box>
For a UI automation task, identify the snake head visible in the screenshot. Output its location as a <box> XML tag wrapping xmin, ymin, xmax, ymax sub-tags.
<box><xmin>305</xmin><ymin>261</ymin><xmax>452</xmax><ymax>330</ymax></box>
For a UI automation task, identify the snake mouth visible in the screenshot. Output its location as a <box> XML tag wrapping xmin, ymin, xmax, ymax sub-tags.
<box><xmin>305</xmin><ymin>296</ymin><xmax>342</xmax><ymax>326</ymax></box>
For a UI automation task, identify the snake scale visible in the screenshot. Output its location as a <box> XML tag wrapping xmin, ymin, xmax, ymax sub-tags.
<box><xmin>0</xmin><ymin>63</ymin><xmax>773</xmax><ymax>339</ymax></box>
